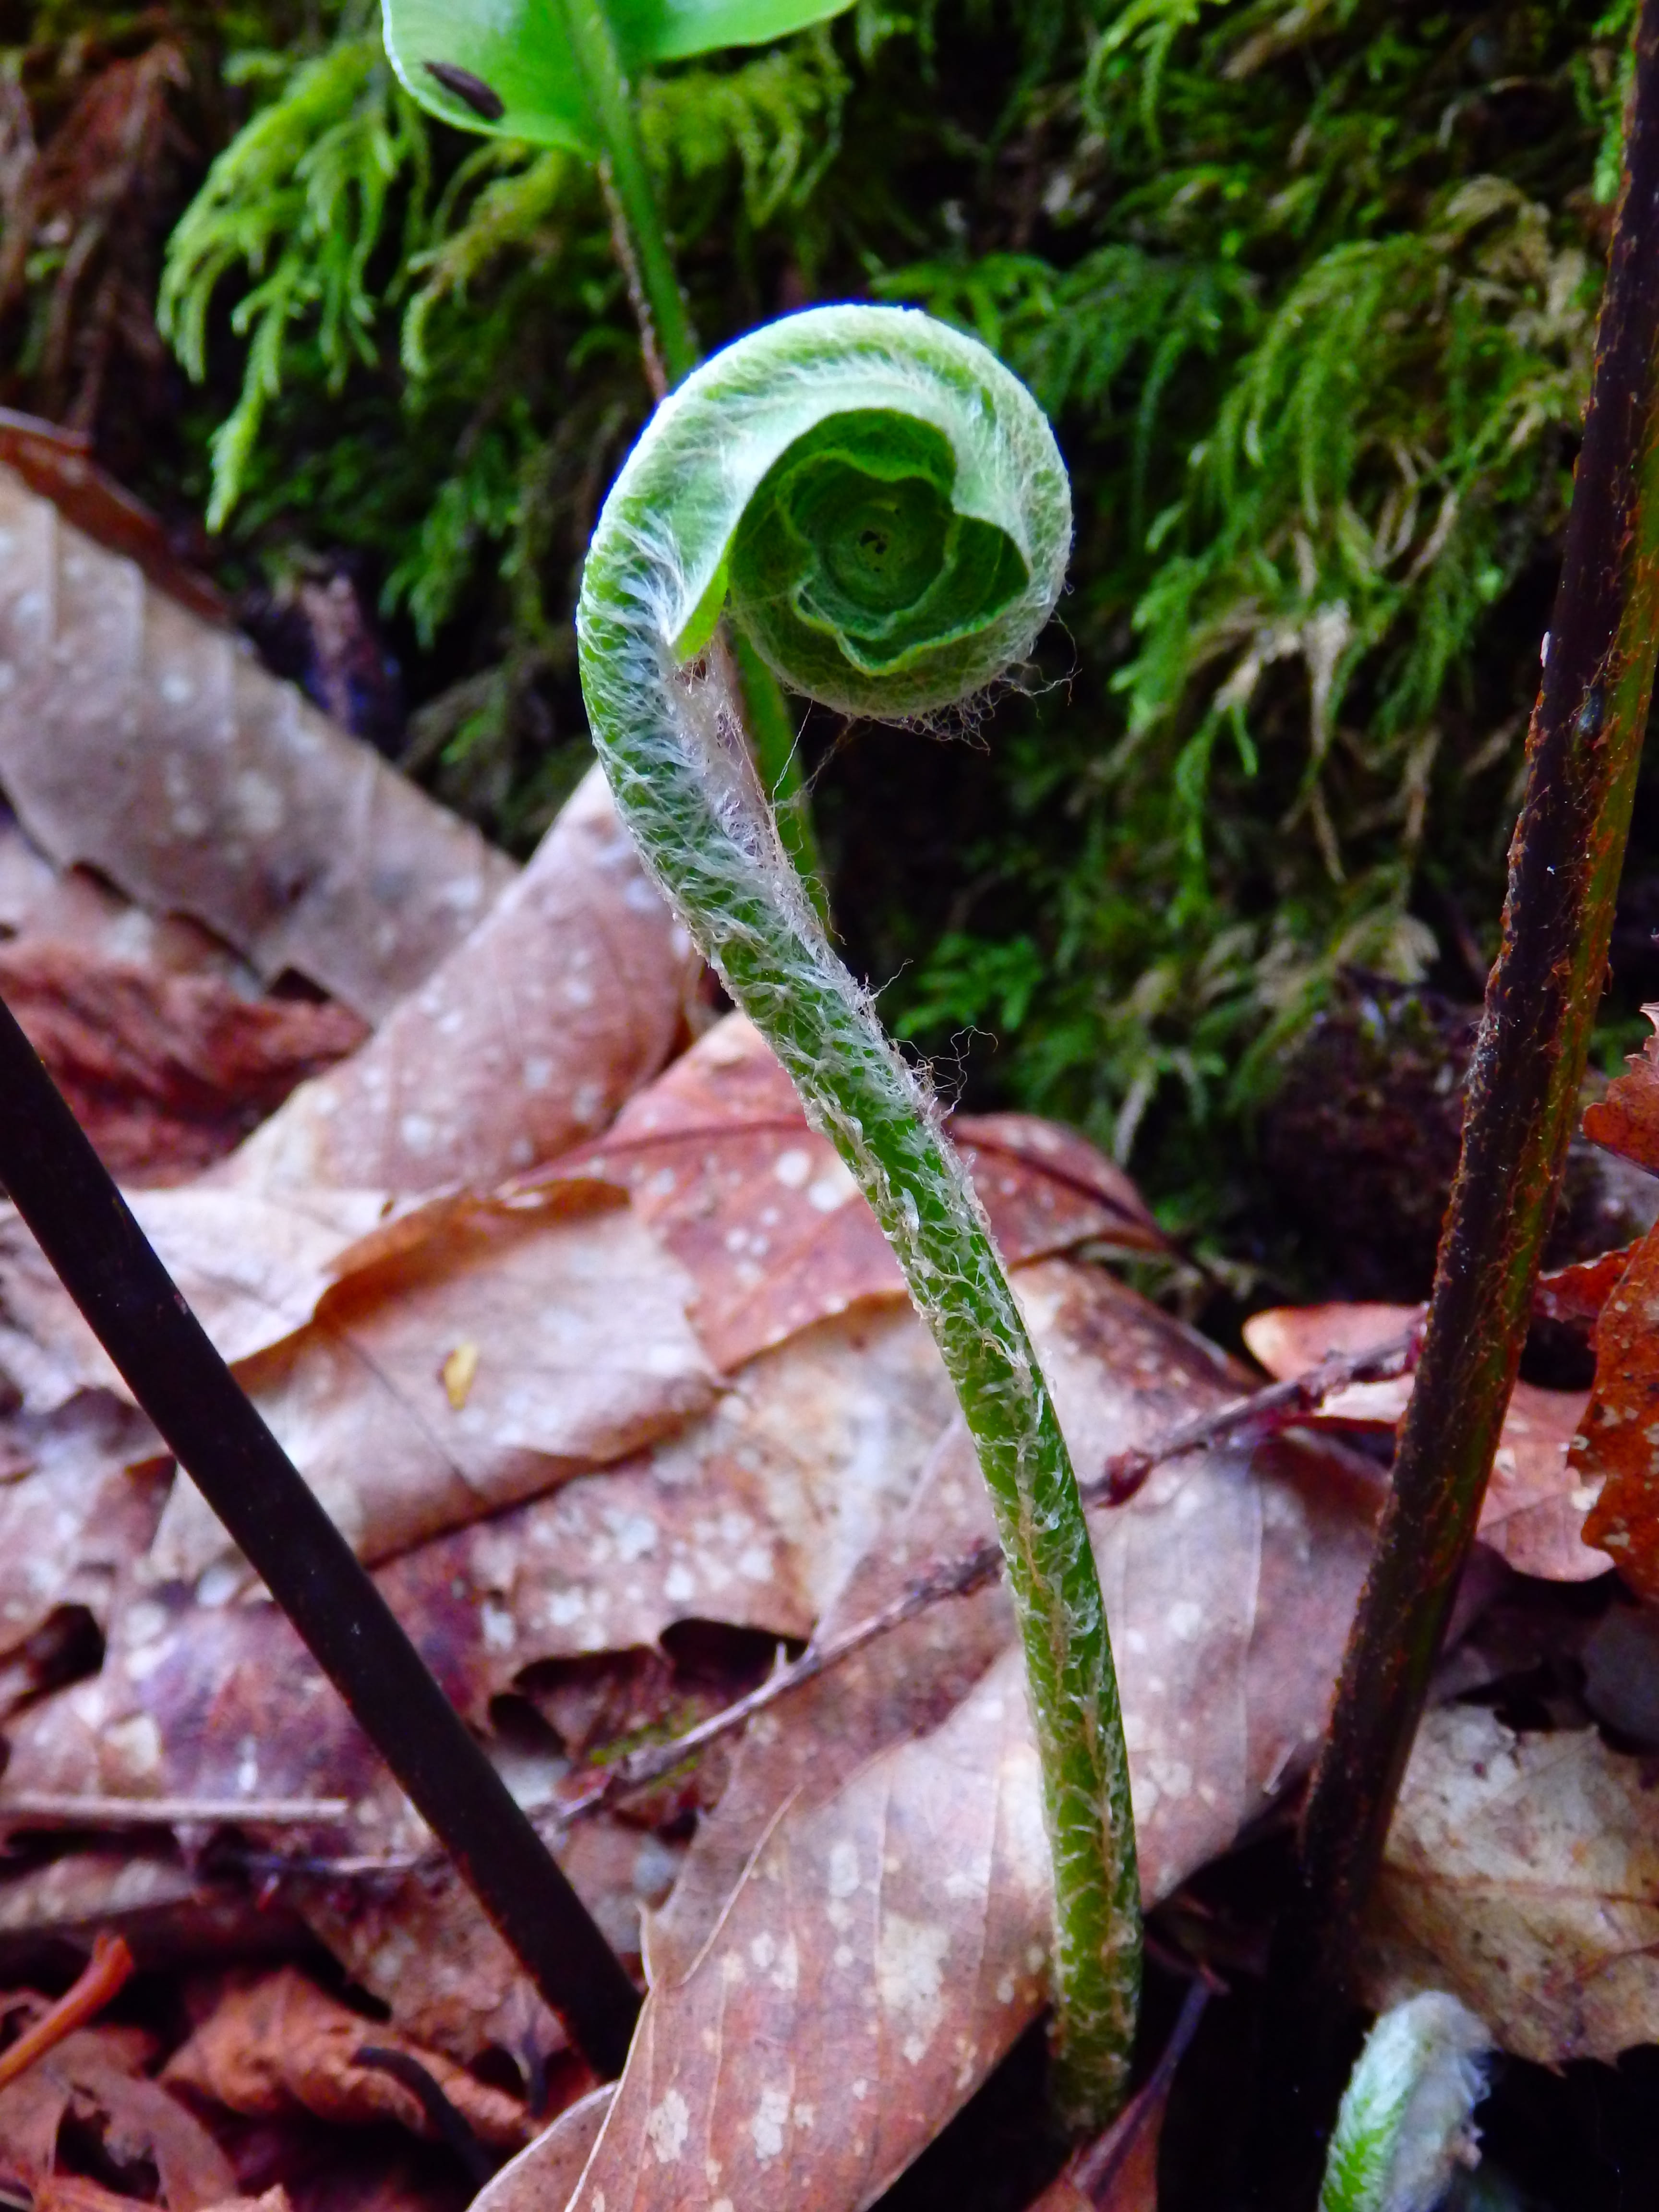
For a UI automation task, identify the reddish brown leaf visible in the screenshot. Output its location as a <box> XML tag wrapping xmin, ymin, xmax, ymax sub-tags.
<box><xmin>565</xmin><ymin>1014</ymin><xmax>1166</xmax><ymax>1371</ymax></box>
<box><xmin>0</xmin><ymin>937</ymin><xmax>366</xmax><ymax>1183</ymax></box>
<box><xmin>1</xmin><ymin>810</ymin><xmax>254</xmax><ymax>982</ymax></box>
<box><xmin>0</xmin><ymin>464</ymin><xmax>513</xmax><ymax>1019</ymax></box>
<box><xmin>0</xmin><ymin>415</ymin><xmax>229</xmax><ymax>627</ymax></box>
<box><xmin>161</xmin><ymin>1968</ymin><xmax>533</xmax><ymax>2148</ymax></box>
<box><xmin>1244</xmin><ymin>1303</ymin><xmax>1608</xmax><ymax>1580</ymax></box>
<box><xmin>543</xmin><ymin>1265</ymin><xmax>1380</xmax><ymax>2212</ymax></box>
<box><xmin>1579</xmin><ymin>1221</ymin><xmax>1659</xmax><ymax>1594</ymax></box>
<box><xmin>145</xmin><ymin>1188</ymin><xmax>717</xmax><ymax>1578</ymax></box>
<box><xmin>0</xmin><ymin>2024</ymin><xmax>238</xmax><ymax>2211</ymax></box>
<box><xmin>1584</xmin><ymin>1007</ymin><xmax>1659</xmax><ymax>1176</ymax></box>
<box><xmin>1534</xmin><ymin>1244</ymin><xmax>1638</xmax><ymax>1327</ymax></box>
<box><xmin>223</xmin><ymin>770</ymin><xmax>703</xmax><ymax>1197</ymax></box>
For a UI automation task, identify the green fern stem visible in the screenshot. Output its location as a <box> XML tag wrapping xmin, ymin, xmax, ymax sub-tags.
<box><xmin>552</xmin><ymin>0</ymin><xmax>697</xmax><ymax>386</ymax></box>
<box><xmin>548</xmin><ymin>0</ymin><xmax>820</xmax><ymax>884</ymax></box>
<box><xmin>577</xmin><ymin>302</ymin><xmax>1142</xmax><ymax>2126</ymax></box>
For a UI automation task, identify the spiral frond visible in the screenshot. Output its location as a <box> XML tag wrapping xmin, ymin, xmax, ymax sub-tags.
<box><xmin>577</xmin><ymin>304</ymin><xmax>1136</xmax><ymax>2130</ymax></box>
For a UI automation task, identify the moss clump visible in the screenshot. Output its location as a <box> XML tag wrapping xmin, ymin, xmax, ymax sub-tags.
<box><xmin>8</xmin><ymin>0</ymin><xmax>1652</xmax><ymax>1282</ymax></box>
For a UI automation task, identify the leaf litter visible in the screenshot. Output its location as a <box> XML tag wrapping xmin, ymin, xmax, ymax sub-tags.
<box><xmin>1</xmin><ymin>518</ymin><xmax>1659</xmax><ymax>2206</ymax></box>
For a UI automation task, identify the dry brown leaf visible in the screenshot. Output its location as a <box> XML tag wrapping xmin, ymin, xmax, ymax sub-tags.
<box><xmin>222</xmin><ymin>769</ymin><xmax>703</xmax><ymax>1197</ymax></box>
<box><xmin>161</xmin><ymin>1967</ymin><xmax>534</xmax><ymax>2148</ymax></box>
<box><xmin>1363</xmin><ymin>1703</ymin><xmax>1659</xmax><ymax>2064</ymax></box>
<box><xmin>290</xmin><ymin>1856</ymin><xmax>575</xmax><ymax>2069</ymax></box>
<box><xmin>565</xmin><ymin>1014</ymin><xmax>1165</xmax><ymax>1372</ymax></box>
<box><xmin>0</xmin><ymin>1851</ymin><xmax>310</xmax><ymax>1986</ymax></box>
<box><xmin>1583</xmin><ymin>1005</ymin><xmax>1659</xmax><ymax>1177</ymax></box>
<box><xmin>0</xmin><ymin>808</ymin><xmax>255</xmax><ymax>982</ymax></box>
<box><xmin>1577</xmin><ymin>1223</ymin><xmax>1659</xmax><ymax>1596</ymax></box>
<box><xmin>145</xmin><ymin>1189</ymin><xmax>717</xmax><ymax>1577</ymax></box>
<box><xmin>544</xmin><ymin>1264</ymin><xmax>1381</xmax><ymax>2212</ymax></box>
<box><xmin>471</xmin><ymin>2088</ymin><xmax>615</xmax><ymax>2212</ymax></box>
<box><xmin>0</xmin><ymin>2023</ymin><xmax>238</xmax><ymax>2210</ymax></box>
<box><xmin>1243</xmin><ymin>1303</ymin><xmax>1608</xmax><ymax>1580</ymax></box>
<box><xmin>1534</xmin><ymin>1243</ymin><xmax>1637</xmax><ymax>1327</ymax></box>
<box><xmin>0</xmin><ymin>1395</ymin><xmax>167</xmax><ymax>1705</ymax></box>
<box><xmin>0</xmin><ymin>937</ymin><xmax>366</xmax><ymax>1183</ymax></box>
<box><xmin>0</xmin><ymin>462</ymin><xmax>513</xmax><ymax>1019</ymax></box>
<box><xmin>0</xmin><ymin>1184</ymin><xmax>414</xmax><ymax>1412</ymax></box>
<box><xmin>7</xmin><ymin>1301</ymin><xmax>951</xmax><ymax>1813</ymax></box>
<box><xmin>0</xmin><ymin>418</ymin><xmax>231</xmax><ymax>631</ymax></box>
<box><xmin>293</xmin><ymin>1815</ymin><xmax>682</xmax><ymax>2064</ymax></box>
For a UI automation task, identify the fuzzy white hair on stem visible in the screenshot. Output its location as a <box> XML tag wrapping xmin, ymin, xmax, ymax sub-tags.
<box><xmin>1318</xmin><ymin>1992</ymin><xmax>1493</xmax><ymax>2212</ymax></box>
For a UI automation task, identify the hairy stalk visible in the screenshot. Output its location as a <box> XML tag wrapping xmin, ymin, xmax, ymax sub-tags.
<box><xmin>1250</xmin><ymin>3</ymin><xmax>1659</xmax><ymax>2197</ymax></box>
<box><xmin>577</xmin><ymin>302</ymin><xmax>1141</xmax><ymax>2126</ymax></box>
<box><xmin>1317</xmin><ymin>1996</ymin><xmax>1490</xmax><ymax>2212</ymax></box>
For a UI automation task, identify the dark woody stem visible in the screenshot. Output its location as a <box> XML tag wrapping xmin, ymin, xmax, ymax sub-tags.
<box><xmin>0</xmin><ymin>994</ymin><xmax>642</xmax><ymax>2079</ymax></box>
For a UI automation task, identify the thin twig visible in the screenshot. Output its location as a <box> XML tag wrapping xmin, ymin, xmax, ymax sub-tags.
<box><xmin>1248</xmin><ymin>5</ymin><xmax>1659</xmax><ymax>2197</ymax></box>
<box><xmin>1094</xmin><ymin>1327</ymin><xmax>1419</xmax><ymax>1507</ymax></box>
<box><xmin>0</xmin><ymin>1931</ymin><xmax>132</xmax><ymax>2088</ymax></box>
<box><xmin>0</xmin><ymin>1793</ymin><xmax>351</xmax><ymax>1830</ymax></box>
<box><xmin>0</xmin><ymin>994</ymin><xmax>642</xmax><ymax>2080</ymax></box>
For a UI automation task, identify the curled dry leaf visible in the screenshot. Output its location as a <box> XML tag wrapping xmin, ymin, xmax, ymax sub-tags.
<box><xmin>1364</xmin><ymin>1703</ymin><xmax>1659</xmax><ymax>2065</ymax></box>
<box><xmin>1243</xmin><ymin>1303</ymin><xmax>1608</xmax><ymax>1580</ymax></box>
<box><xmin>0</xmin><ymin>937</ymin><xmax>366</xmax><ymax>1184</ymax></box>
<box><xmin>0</xmin><ymin>419</ymin><xmax>230</xmax><ymax>632</ymax></box>
<box><xmin>0</xmin><ymin>462</ymin><xmax>513</xmax><ymax>1020</ymax></box>
<box><xmin>552</xmin><ymin>1263</ymin><xmax>1382</xmax><ymax>2212</ymax></box>
<box><xmin>565</xmin><ymin>1014</ymin><xmax>1166</xmax><ymax>1372</ymax></box>
<box><xmin>223</xmin><ymin>769</ymin><xmax>703</xmax><ymax>1198</ymax></box>
<box><xmin>160</xmin><ymin>1966</ymin><xmax>534</xmax><ymax>2149</ymax></box>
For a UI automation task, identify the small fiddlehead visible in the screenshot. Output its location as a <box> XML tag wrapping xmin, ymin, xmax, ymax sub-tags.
<box><xmin>578</xmin><ymin>302</ymin><xmax>1140</xmax><ymax>2123</ymax></box>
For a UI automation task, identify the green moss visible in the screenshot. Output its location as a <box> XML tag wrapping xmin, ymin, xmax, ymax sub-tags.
<box><xmin>11</xmin><ymin>0</ymin><xmax>1646</xmax><ymax>1273</ymax></box>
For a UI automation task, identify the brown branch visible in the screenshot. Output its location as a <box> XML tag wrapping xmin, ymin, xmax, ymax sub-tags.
<box><xmin>1093</xmin><ymin>1326</ymin><xmax>1419</xmax><ymax>1507</ymax></box>
<box><xmin>1248</xmin><ymin>5</ymin><xmax>1659</xmax><ymax>2197</ymax></box>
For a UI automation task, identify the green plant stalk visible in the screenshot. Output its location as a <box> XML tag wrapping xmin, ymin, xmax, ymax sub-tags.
<box><xmin>577</xmin><ymin>303</ymin><xmax>1141</xmax><ymax>2128</ymax></box>
<box><xmin>1249</xmin><ymin>2</ymin><xmax>1659</xmax><ymax>2196</ymax></box>
<box><xmin>551</xmin><ymin>0</ymin><xmax>821</xmax><ymax>886</ymax></box>
<box><xmin>553</xmin><ymin>0</ymin><xmax>698</xmax><ymax>386</ymax></box>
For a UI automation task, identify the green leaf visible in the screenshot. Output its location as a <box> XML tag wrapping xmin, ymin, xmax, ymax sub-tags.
<box><xmin>383</xmin><ymin>0</ymin><xmax>854</xmax><ymax>157</ymax></box>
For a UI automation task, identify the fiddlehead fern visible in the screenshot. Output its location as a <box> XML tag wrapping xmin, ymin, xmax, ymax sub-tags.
<box><xmin>578</xmin><ymin>302</ymin><xmax>1140</xmax><ymax>2124</ymax></box>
